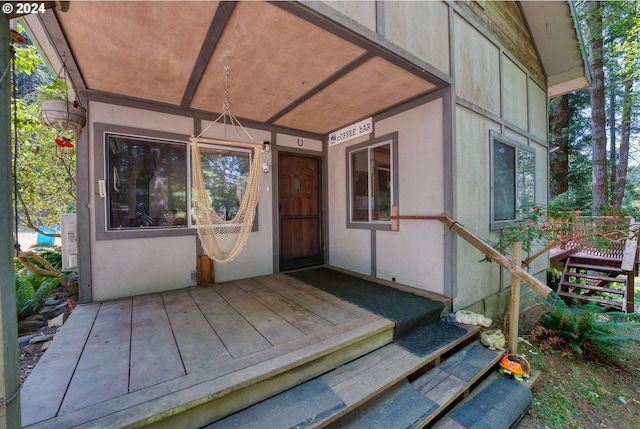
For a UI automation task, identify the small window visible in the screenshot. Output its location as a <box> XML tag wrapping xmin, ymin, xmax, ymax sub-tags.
<box><xmin>194</xmin><ymin>145</ymin><xmax>251</xmax><ymax>222</ymax></box>
<box><xmin>106</xmin><ymin>135</ymin><xmax>188</xmax><ymax>229</ymax></box>
<box><xmin>349</xmin><ymin>140</ymin><xmax>393</xmax><ymax>223</ymax></box>
<box><xmin>491</xmin><ymin>134</ymin><xmax>535</xmax><ymax>227</ymax></box>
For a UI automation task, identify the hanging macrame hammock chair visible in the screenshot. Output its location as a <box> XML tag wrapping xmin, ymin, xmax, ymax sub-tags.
<box><xmin>189</xmin><ymin>66</ymin><xmax>266</xmax><ymax>263</ymax></box>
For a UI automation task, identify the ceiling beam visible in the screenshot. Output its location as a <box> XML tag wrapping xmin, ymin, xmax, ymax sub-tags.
<box><xmin>180</xmin><ymin>1</ymin><xmax>236</xmax><ymax>109</ymax></box>
<box><xmin>27</xmin><ymin>9</ymin><xmax>86</xmax><ymax>91</ymax></box>
<box><xmin>273</xmin><ymin>1</ymin><xmax>452</xmax><ymax>89</ymax></box>
<box><xmin>266</xmin><ymin>52</ymin><xmax>374</xmax><ymax>125</ymax></box>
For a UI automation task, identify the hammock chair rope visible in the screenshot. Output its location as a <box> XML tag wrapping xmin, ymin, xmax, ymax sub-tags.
<box><xmin>189</xmin><ymin>64</ymin><xmax>266</xmax><ymax>263</ymax></box>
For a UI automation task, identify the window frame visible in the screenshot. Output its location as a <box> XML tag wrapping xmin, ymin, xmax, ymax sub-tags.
<box><xmin>346</xmin><ymin>132</ymin><xmax>399</xmax><ymax>230</ymax></box>
<box><xmin>94</xmin><ymin>124</ymin><xmax>195</xmax><ymax>241</ymax></box>
<box><xmin>489</xmin><ymin>131</ymin><xmax>536</xmax><ymax>230</ymax></box>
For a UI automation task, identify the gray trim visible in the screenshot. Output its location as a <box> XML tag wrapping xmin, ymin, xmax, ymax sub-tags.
<box><xmin>371</xmin><ymin>229</ymin><xmax>376</xmax><ymax>277</ymax></box>
<box><xmin>345</xmin><ymin>132</ymin><xmax>399</xmax><ymax>232</ymax></box>
<box><xmin>40</xmin><ymin>10</ymin><xmax>86</xmax><ymax>91</ymax></box>
<box><xmin>322</xmin><ymin>136</ymin><xmax>330</xmax><ymax>267</ymax></box>
<box><xmin>447</xmin><ymin>4</ymin><xmax>457</xmax><ymax>300</ymax></box>
<box><xmin>375</xmin><ymin>88</ymin><xmax>448</xmax><ymax>124</ymax></box>
<box><xmin>442</xmin><ymin>86</ymin><xmax>455</xmax><ymax>299</ymax></box>
<box><xmin>266</xmin><ymin>52</ymin><xmax>374</xmax><ymax>124</ymax></box>
<box><xmin>376</xmin><ymin>1</ymin><xmax>385</xmax><ymax>37</ymax></box>
<box><xmin>86</xmin><ymin>90</ymin><xmax>324</xmax><ymax>141</ymax></box>
<box><xmin>180</xmin><ymin>2</ymin><xmax>236</xmax><ymax>108</ymax></box>
<box><xmin>271</xmin><ymin>131</ymin><xmax>280</xmax><ymax>273</ymax></box>
<box><xmin>93</xmin><ymin>123</ymin><xmax>196</xmax><ymax>241</ymax></box>
<box><xmin>274</xmin><ymin>1</ymin><xmax>452</xmax><ymax>88</ymax></box>
<box><xmin>76</xmin><ymin>92</ymin><xmax>91</xmax><ymax>303</ymax></box>
<box><xmin>455</xmin><ymin>96</ymin><xmax>547</xmax><ymax>147</ymax></box>
<box><xmin>489</xmin><ymin>130</ymin><xmax>536</xmax><ymax>231</ymax></box>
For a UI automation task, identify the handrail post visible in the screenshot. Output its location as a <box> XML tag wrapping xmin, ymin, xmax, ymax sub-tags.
<box><xmin>508</xmin><ymin>242</ymin><xmax>522</xmax><ymax>354</ymax></box>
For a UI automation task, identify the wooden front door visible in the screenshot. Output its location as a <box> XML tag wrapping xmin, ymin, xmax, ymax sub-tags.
<box><xmin>279</xmin><ymin>153</ymin><xmax>323</xmax><ymax>270</ymax></box>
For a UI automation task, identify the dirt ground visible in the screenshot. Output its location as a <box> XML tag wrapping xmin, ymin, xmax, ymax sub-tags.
<box><xmin>516</xmin><ymin>305</ymin><xmax>640</xmax><ymax>429</ymax></box>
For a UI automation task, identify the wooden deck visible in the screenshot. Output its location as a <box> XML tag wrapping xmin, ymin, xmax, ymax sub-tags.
<box><xmin>21</xmin><ymin>273</ymin><xmax>404</xmax><ymax>428</ymax></box>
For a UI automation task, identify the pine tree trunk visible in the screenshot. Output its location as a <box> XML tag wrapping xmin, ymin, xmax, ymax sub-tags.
<box><xmin>550</xmin><ymin>95</ymin><xmax>569</xmax><ymax>197</ymax></box>
<box><xmin>611</xmin><ymin>79</ymin><xmax>633</xmax><ymax>208</ymax></box>
<box><xmin>588</xmin><ymin>1</ymin><xmax>608</xmax><ymax>214</ymax></box>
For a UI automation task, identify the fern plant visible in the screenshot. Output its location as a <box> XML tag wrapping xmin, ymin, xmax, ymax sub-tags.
<box><xmin>539</xmin><ymin>299</ymin><xmax>640</xmax><ymax>366</ymax></box>
<box><xmin>15</xmin><ymin>270</ymin><xmax>60</xmax><ymax>318</ymax></box>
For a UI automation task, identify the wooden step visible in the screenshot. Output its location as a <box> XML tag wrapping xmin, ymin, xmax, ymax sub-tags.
<box><xmin>557</xmin><ymin>291</ymin><xmax>623</xmax><ymax>308</ymax></box>
<box><xmin>567</xmin><ymin>262</ymin><xmax>624</xmax><ymax>273</ymax></box>
<box><xmin>321</xmin><ymin>340</ymin><xmax>501</xmax><ymax>428</ymax></box>
<box><xmin>432</xmin><ymin>372</ymin><xmax>533</xmax><ymax>429</ymax></box>
<box><xmin>206</xmin><ymin>327</ymin><xmax>483</xmax><ymax>428</ymax></box>
<box><xmin>564</xmin><ymin>271</ymin><xmax>627</xmax><ymax>284</ymax></box>
<box><xmin>559</xmin><ymin>281</ymin><xmax>626</xmax><ymax>295</ymax></box>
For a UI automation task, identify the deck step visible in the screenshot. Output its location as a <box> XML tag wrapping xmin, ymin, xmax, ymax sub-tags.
<box><xmin>557</xmin><ymin>256</ymin><xmax>631</xmax><ymax>312</ymax></box>
<box><xmin>326</xmin><ymin>342</ymin><xmax>502</xmax><ymax>428</ymax></box>
<box><xmin>207</xmin><ymin>328</ymin><xmax>484</xmax><ymax>429</ymax></box>
<box><xmin>432</xmin><ymin>372</ymin><xmax>532</xmax><ymax>429</ymax></box>
<box><xmin>558</xmin><ymin>291</ymin><xmax>624</xmax><ymax>309</ymax></box>
<box><xmin>559</xmin><ymin>281</ymin><xmax>625</xmax><ymax>295</ymax></box>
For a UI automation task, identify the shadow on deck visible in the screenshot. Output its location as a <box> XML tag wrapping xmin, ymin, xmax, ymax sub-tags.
<box><xmin>21</xmin><ymin>269</ymin><xmax>505</xmax><ymax>428</ymax></box>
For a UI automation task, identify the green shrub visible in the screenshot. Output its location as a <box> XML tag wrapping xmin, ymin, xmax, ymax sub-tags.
<box><xmin>547</xmin><ymin>268</ymin><xmax>563</xmax><ymax>289</ymax></box>
<box><xmin>14</xmin><ymin>246</ymin><xmax>62</xmax><ymax>318</ymax></box>
<box><xmin>539</xmin><ymin>298</ymin><xmax>640</xmax><ymax>366</ymax></box>
<box><xmin>15</xmin><ymin>270</ymin><xmax>59</xmax><ymax>318</ymax></box>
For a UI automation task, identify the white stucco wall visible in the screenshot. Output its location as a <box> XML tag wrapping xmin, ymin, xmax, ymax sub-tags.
<box><xmin>328</xmin><ymin>100</ymin><xmax>446</xmax><ymax>294</ymax></box>
<box><xmin>454</xmin><ymin>14</ymin><xmax>501</xmax><ymax>117</ymax></box>
<box><xmin>87</xmin><ymin>103</ymin><xmax>278</xmax><ymax>300</ymax></box>
<box><xmin>383</xmin><ymin>1</ymin><xmax>450</xmax><ymax>75</ymax></box>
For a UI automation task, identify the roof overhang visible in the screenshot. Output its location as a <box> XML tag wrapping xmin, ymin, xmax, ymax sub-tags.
<box><xmin>520</xmin><ymin>1</ymin><xmax>591</xmax><ymax>98</ymax></box>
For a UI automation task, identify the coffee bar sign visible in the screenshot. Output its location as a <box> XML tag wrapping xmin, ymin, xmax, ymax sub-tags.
<box><xmin>329</xmin><ymin>117</ymin><xmax>372</xmax><ymax>146</ymax></box>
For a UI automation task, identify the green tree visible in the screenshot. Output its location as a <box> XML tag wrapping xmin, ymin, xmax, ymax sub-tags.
<box><xmin>11</xmin><ymin>30</ymin><xmax>76</xmax><ymax>238</ymax></box>
<box><xmin>552</xmin><ymin>1</ymin><xmax>640</xmax><ymax>214</ymax></box>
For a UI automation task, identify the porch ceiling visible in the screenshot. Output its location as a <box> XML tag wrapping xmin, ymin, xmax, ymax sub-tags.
<box><xmin>37</xmin><ymin>1</ymin><xmax>439</xmax><ymax>136</ymax></box>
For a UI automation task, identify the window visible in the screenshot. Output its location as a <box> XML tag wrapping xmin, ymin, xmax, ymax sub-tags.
<box><xmin>195</xmin><ymin>145</ymin><xmax>251</xmax><ymax>222</ymax></box>
<box><xmin>106</xmin><ymin>135</ymin><xmax>187</xmax><ymax>229</ymax></box>
<box><xmin>491</xmin><ymin>134</ymin><xmax>535</xmax><ymax>226</ymax></box>
<box><xmin>349</xmin><ymin>139</ymin><xmax>393</xmax><ymax>223</ymax></box>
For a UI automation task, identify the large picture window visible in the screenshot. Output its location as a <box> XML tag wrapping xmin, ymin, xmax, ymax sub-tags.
<box><xmin>106</xmin><ymin>135</ymin><xmax>188</xmax><ymax>229</ymax></box>
<box><xmin>349</xmin><ymin>140</ymin><xmax>393</xmax><ymax>223</ymax></box>
<box><xmin>491</xmin><ymin>134</ymin><xmax>535</xmax><ymax>226</ymax></box>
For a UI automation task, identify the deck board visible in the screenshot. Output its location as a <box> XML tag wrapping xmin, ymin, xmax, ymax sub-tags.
<box><xmin>21</xmin><ymin>304</ymin><xmax>100</xmax><ymax>426</ymax></box>
<box><xmin>257</xmin><ymin>274</ymin><xmax>366</xmax><ymax>322</ymax></box>
<box><xmin>22</xmin><ymin>272</ymin><xmax>432</xmax><ymax>429</ymax></box>
<box><xmin>26</xmin><ymin>313</ymin><xmax>393</xmax><ymax>428</ymax></box>
<box><xmin>214</xmin><ymin>282</ymin><xmax>306</xmax><ymax>345</ymax></box>
<box><xmin>233</xmin><ymin>278</ymin><xmax>334</xmax><ymax>334</ymax></box>
<box><xmin>189</xmin><ymin>285</ymin><xmax>272</xmax><ymax>357</ymax></box>
<box><xmin>59</xmin><ymin>300</ymin><xmax>133</xmax><ymax>414</ymax></box>
<box><xmin>129</xmin><ymin>294</ymin><xmax>185</xmax><ymax>391</ymax></box>
<box><xmin>164</xmin><ymin>289</ymin><xmax>232</xmax><ymax>373</ymax></box>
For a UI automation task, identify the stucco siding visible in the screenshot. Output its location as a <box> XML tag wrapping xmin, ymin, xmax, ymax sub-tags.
<box><xmin>528</xmin><ymin>80</ymin><xmax>548</xmax><ymax>141</ymax></box>
<box><xmin>502</xmin><ymin>56</ymin><xmax>528</xmax><ymax>131</ymax></box>
<box><xmin>383</xmin><ymin>1</ymin><xmax>450</xmax><ymax>75</ymax></box>
<box><xmin>454</xmin><ymin>106</ymin><xmax>501</xmax><ymax>310</ymax></box>
<box><xmin>88</xmin><ymin>103</ymin><xmax>276</xmax><ymax>299</ymax></box>
<box><xmin>92</xmin><ymin>236</ymin><xmax>195</xmax><ymax>301</ymax></box>
<box><xmin>454</xmin><ymin>14</ymin><xmax>501</xmax><ymax>116</ymax></box>
<box><xmin>319</xmin><ymin>1</ymin><xmax>377</xmax><ymax>31</ymax></box>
